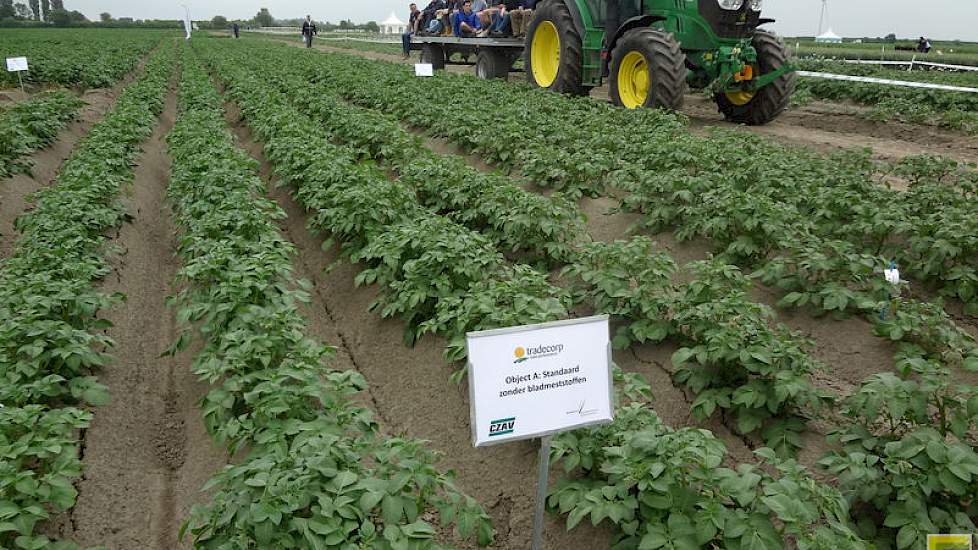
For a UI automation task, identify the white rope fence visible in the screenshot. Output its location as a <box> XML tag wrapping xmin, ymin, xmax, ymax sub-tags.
<box><xmin>797</xmin><ymin>70</ymin><xmax>978</xmax><ymax>93</ymax></box>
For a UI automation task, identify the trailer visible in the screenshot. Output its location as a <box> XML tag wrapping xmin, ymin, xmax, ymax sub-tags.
<box><xmin>410</xmin><ymin>35</ymin><xmax>525</xmax><ymax>80</ymax></box>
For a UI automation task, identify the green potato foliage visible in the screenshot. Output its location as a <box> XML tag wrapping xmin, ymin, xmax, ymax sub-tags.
<box><xmin>0</xmin><ymin>91</ymin><xmax>83</xmax><ymax>178</ymax></box>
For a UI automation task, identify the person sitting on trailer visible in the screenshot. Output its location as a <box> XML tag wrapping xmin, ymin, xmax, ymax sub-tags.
<box><xmin>402</xmin><ymin>3</ymin><xmax>421</xmax><ymax>58</ymax></box>
<box><xmin>509</xmin><ymin>0</ymin><xmax>535</xmax><ymax>38</ymax></box>
<box><xmin>454</xmin><ymin>0</ymin><xmax>482</xmax><ymax>37</ymax></box>
<box><xmin>473</xmin><ymin>0</ymin><xmax>493</xmax><ymax>36</ymax></box>
<box><xmin>487</xmin><ymin>0</ymin><xmax>519</xmax><ymax>37</ymax></box>
<box><xmin>420</xmin><ymin>0</ymin><xmax>447</xmax><ymax>34</ymax></box>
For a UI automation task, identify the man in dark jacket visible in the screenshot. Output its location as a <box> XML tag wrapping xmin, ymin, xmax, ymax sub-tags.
<box><xmin>402</xmin><ymin>3</ymin><xmax>421</xmax><ymax>57</ymax></box>
<box><xmin>420</xmin><ymin>0</ymin><xmax>447</xmax><ymax>34</ymax></box>
<box><xmin>301</xmin><ymin>15</ymin><xmax>317</xmax><ymax>48</ymax></box>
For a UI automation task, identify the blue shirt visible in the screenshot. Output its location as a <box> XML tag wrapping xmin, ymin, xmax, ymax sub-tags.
<box><xmin>454</xmin><ymin>10</ymin><xmax>481</xmax><ymax>35</ymax></box>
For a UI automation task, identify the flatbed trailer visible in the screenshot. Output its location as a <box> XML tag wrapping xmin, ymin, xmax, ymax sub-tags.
<box><xmin>410</xmin><ymin>35</ymin><xmax>526</xmax><ymax>79</ymax></box>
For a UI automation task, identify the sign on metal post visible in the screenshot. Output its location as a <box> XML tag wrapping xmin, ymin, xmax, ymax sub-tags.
<box><xmin>415</xmin><ymin>63</ymin><xmax>434</xmax><ymax>77</ymax></box>
<box><xmin>466</xmin><ymin>315</ymin><xmax>613</xmax><ymax>550</ymax></box>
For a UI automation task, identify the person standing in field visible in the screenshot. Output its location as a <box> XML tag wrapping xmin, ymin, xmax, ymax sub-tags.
<box><xmin>232</xmin><ymin>22</ymin><xmax>240</xmax><ymax>38</ymax></box>
<box><xmin>302</xmin><ymin>16</ymin><xmax>318</xmax><ymax>48</ymax></box>
<box><xmin>402</xmin><ymin>3</ymin><xmax>421</xmax><ymax>58</ymax></box>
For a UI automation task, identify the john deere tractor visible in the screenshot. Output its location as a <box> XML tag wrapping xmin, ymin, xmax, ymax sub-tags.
<box><xmin>524</xmin><ymin>0</ymin><xmax>796</xmax><ymax>124</ymax></box>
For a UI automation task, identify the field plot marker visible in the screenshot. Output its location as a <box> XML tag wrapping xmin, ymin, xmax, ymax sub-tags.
<box><xmin>5</xmin><ymin>56</ymin><xmax>29</xmax><ymax>93</ymax></box>
<box><xmin>466</xmin><ymin>315</ymin><xmax>614</xmax><ymax>550</ymax></box>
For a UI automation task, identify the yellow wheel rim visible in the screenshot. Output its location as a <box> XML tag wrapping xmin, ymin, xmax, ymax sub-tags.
<box><xmin>725</xmin><ymin>90</ymin><xmax>756</xmax><ymax>106</ymax></box>
<box><xmin>617</xmin><ymin>51</ymin><xmax>650</xmax><ymax>109</ymax></box>
<box><xmin>531</xmin><ymin>21</ymin><xmax>560</xmax><ymax>88</ymax></box>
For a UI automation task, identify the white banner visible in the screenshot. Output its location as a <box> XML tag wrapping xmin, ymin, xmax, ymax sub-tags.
<box><xmin>466</xmin><ymin>315</ymin><xmax>613</xmax><ymax>447</ymax></box>
<box><xmin>183</xmin><ymin>6</ymin><xmax>192</xmax><ymax>40</ymax></box>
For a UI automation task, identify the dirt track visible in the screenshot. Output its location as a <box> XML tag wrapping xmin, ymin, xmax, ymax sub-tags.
<box><xmin>67</xmin><ymin>73</ymin><xmax>227</xmax><ymax>550</ymax></box>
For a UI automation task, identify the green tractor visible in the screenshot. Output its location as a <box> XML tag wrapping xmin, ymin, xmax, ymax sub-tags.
<box><xmin>524</xmin><ymin>0</ymin><xmax>796</xmax><ymax>124</ymax></box>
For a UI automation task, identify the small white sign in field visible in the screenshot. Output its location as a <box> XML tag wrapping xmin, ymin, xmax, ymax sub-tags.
<box><xmin>5</xmin><ymin>57</ymin><xmax>28</xmax><ymax>72</ymax></box>
<box><xmin>414</xmin><ymin>63</ymin><xmax>433</xmax><ymax>77</ymax></box>
<box><xmin>466</xmin><ymin>315</ymin><xmax>613</xmax><ymax>447</ymax></box>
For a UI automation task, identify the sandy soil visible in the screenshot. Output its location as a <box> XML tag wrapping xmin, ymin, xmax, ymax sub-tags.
<box><xmin>67</xmin><ymin>79</ymin><xmax>228</xmax><ymax>550</ymax></box>
<box><xmin>0</xmin><ymin>61</ymin><xmax>148</xmax><ymax>259</ymax></box>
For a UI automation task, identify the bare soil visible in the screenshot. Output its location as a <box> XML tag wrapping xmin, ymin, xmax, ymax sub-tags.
<box><xmin>66</xmin><ymin>80</ymin><xmax>227</xmax><ymax>550</ymax></box>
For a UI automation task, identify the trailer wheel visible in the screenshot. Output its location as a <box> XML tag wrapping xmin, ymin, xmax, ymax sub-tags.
<box><xmin>475</xmin><ymin>49</ymin><xmax>510</xmax><ymax>80</ymax></box>
<box><xmin>421</xmin><ymin>43</ymin><xmax>446</xmax><ymax>70</ymax></box>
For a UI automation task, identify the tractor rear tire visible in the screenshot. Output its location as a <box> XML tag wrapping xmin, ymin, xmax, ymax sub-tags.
<box><xmin>421</xmin><ymin>43</ymin><xmax>446</xmax><ymax>70</ymax></box>
<box><xmin>476</xmin><ymin>49</ymin><xmax>510</xmax><ymax>80</ymax></box>
<box><xmin>609</xmin><ymin>28</ymin><xmax>686</xmax><ymax>111</ymax></box>
<box><xmin>714</xmin><ymin>31</ymin><xmax>795</xmax><ymax>125</ymax></box>
<box><xmin>524</xmin><ymin>0</ymin><xmax>588</xmax><ymax>96</ymax></box>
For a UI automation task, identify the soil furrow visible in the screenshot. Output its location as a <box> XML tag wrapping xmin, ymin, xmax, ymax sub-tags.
<box><xmin>68</xmin><ymin>75</ymin><xmax>227</xmax><ymax>550</ymax></box>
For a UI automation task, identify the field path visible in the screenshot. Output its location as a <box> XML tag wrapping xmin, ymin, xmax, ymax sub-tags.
<box><xmin>0</xmin><ymin>53</ymin><xmax>155</xmax><ymax>259</ymax></box>
<box><xmin>68</xmin><ymin>73</ymin><xmax>227</xmax><ymax>550</ymax></box>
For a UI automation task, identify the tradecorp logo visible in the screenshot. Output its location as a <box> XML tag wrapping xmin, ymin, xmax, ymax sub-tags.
<box><xmin>489</xmin><ymin>417</ymin><xmax>515</xmax><ymax>437</ymax></box>
<box><xmin>928</xmin><ymin>534</ymin><xmax>973</xmax><ymax>550</ymax></box>
<box><xmin>512</xmin><ymin>343</ymin><xmax>563</xmax><ymax>364</ymax></box>
<box><xmin>513</xmin><ymin>347</ymin><xmax>527</xmax><ymax>364</ymax></box>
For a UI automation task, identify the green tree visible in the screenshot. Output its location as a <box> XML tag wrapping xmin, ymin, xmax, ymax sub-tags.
<box><xmin>252</xmin><ymin>7</ymin><xmax>272</xmax><ymax>27</ymax></box>
<box><xmin>0</xmin><ymin>0</ymin><xmax>15</xmax><ymax>18</ymax></box>
<box><xmin>27</xmin><ymin>0</ymin><xmax>37</xmax><ymax>20</ymax></box>
<box><xmin>39</xmin><ymin>0</ymin><xmax>47</xmax><ymax>19</ymax></box>
<box><xmin>49</xmin><ymin>0</ymin><xmax>61</xmax><ymax>8</ymax></box>
<box><xmin>13</xmin><ymin>1</ymin><xmax>29</xmax><ymax>18</ymax></box>
<box><xmin>211</xmin><ymin>14</ymin><xmax>227</xmax><ymax>28</ymax></box>
<box><xmin>363</xmin><ymin>20</ymin><xmax>379</xmax><ymax>33</ymax></box>
<box><xmin>99</xmin><ymin>11</ymin><xmax>110</xmax><ymax>22</ymax></box>
<box><xmin>47</xmin><ymin>7</ymin><xmax>83</xmax><ymax>25</ymax></box>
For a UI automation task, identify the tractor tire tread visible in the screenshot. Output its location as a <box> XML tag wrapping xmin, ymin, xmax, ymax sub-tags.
<box><xmin>525</xmin><ymin>0</ymin><xmax>587</xmax><ymax>96</ymax></box>
<box><xmin>610</xmin><ymin>28</ymin><xmax>687</xmax><ymax>111</ymax></box>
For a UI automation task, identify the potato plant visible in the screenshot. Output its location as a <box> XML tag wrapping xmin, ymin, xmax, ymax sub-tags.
<box><xmin>549</xmin><ymin>374</ymin><xmax>871</xmax><ymax>550</ymax></box>
<box><xmin>0</xmin><ymin>92</ymin><xmax>83</xmax><ymax>178</ymax></box>
<box><xmin>0</xmin><ymin>42</ymin><xmax>175</xmax><ymax>550</ymax></box>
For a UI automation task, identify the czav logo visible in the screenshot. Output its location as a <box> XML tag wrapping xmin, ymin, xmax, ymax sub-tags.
<box><xmin>512</xmin><ymin>344</ymin><xmax>564</xmax><ymax>364</ymax></box>
<box><xmin>489</xmin><ymin>417</ymin><xmax>515</xmax><ymax>437</ymax></box>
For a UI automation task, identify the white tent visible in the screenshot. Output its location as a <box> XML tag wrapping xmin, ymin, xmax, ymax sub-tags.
<box><xmin>815</xmin><ymin>28</ymin><xmax>842</xmax><ymax>43</ymax></box>
<box><xmin>380</xmin><ymin>12</ymin><xmax>407</xmax><ymax>35</ymax></box>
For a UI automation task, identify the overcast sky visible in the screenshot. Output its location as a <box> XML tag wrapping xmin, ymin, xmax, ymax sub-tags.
<box><xmin>66</xmin><ymin>0</ymin><xmax>978</xmax><ymax>41</ymax></box>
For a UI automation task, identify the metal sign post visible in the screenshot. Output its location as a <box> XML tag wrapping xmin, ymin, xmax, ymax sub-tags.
<box><xmin>531</xmin><ymin>435</ymin><xmax>553</xmax><ymax>550</ymax></box>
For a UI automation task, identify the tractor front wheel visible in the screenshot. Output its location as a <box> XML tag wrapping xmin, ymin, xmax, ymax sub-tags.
<box><xmin>714</xmin><ymin>31</ymin><xmax>795</xmax><ymax>125</ymax></box>
<box><xmin>525</xmin><ymin>0</ymin><xmax>587</xmax><ymax>96</ymax></box>
<box><xmin>610</xmin><ymin>28</ymin><xmax>687</xmax><ymax>111</ymax></box>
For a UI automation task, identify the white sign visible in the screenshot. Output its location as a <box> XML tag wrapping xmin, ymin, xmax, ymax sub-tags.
<box><xmin>466</xmin><ymin>315</ymin><xmax>613</xmax><ymax>447</ymax></box>
<box><xmin>6</xmin><ymin>57</ymin><xmax>28</xmax><ymax>72</ymax></box>
<box><xmin>884</xmin><ymin>267</ymin><xmax>901</xmax><ymax>285</ymax></box>
<box><xmin>415</xmin><ymin>63</ymin><xmax>434</xmax><ymax>77</ymax></box>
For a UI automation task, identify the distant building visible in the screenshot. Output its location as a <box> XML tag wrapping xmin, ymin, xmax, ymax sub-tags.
<box><xmin>815</xmin><ymin>28</ymin><xmax>843</xmax><ymax>43</ymax></box>
<box><xmin>380</xmin><ymin>12</ymin><xmax>406</xmax><ymax>34</ymax></box>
